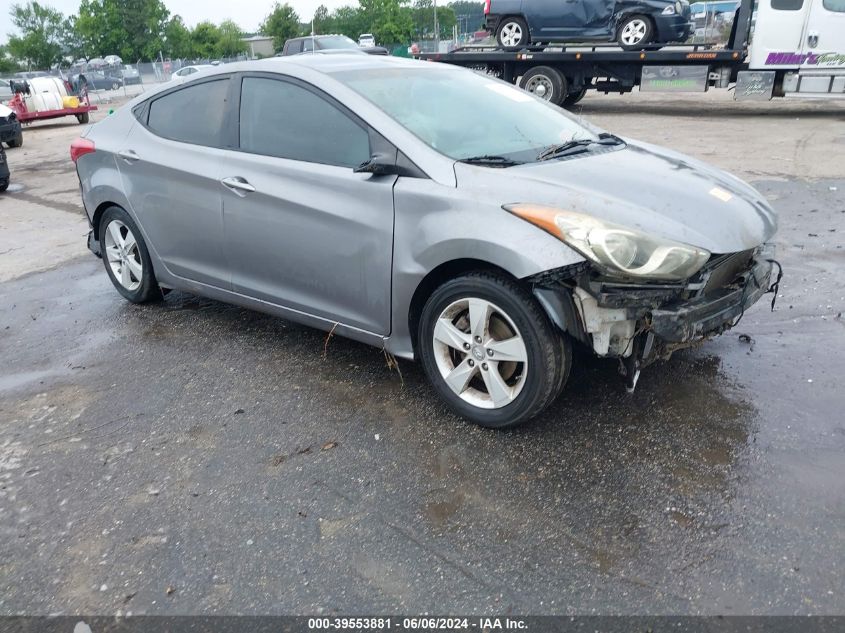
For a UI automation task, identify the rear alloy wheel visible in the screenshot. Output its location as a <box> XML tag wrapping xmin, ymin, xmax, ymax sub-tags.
<box><xmin>418</xmin><ymin>272</ymin><xmax>568</xmax><ymax>429</ymax></box>
<box><xmin>111</xmin><ymin>81</ymin><xmax>120</xmax><ymax>91</ymax></box>
<box><xmin>100</xmin><ymin>207</ymin><xmax>161</xmax><ymax>303</ymax></box>
<box><xmin>496</xmin><ymin>17</ymin><xmax>529</xmax><ymax>48</ymax></box>
<box><xmin>617</xmin><ymin>16</ymin><xmax>654</xmax><ymax>50</ymax></box>
<box><xmin>519</xmin><ymin>66</ymin><xmax>567</xmax><ymax>105</ymax></box>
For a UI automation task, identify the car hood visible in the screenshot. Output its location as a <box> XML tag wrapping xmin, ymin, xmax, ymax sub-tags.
<box><xmin>0</xmin><ymin>103</ymin><xmax>13</xmax><ymax>118</ymax></box>
<box><xmin>454</xmin><ymin>140</ymin><xmax>777</xmax><ymax>254</ymax></box>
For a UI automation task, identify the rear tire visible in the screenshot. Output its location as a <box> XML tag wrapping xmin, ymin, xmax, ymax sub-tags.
<box><xmin>418</xmin><ymin>271</ymin><xmax>568</xmax><ymax>429</ymax></box>
<box><xmin>563</xmin><ymin>88</ymin><xmax>587</xmax><ymax>107</ymax></box>
<box><xmin>99</xmin><ymin>206</ymin><xmax>161</xmax><ymax>304</ymax></box>
<box><xmin>496</xmin><ymin>16</ymin><xmax>530</xmax><ymax>48</ymax></box>
<box><xmin>77</xmin><ymin>113</ymin><xmax>90</xmax><ymax>124</ymax></box>
<box><xmin>7</xmin><ymin>130</ymin><xmax>23</xmax><ymax>148</ymax></box>
<box><xmin>0</xmin><ymin>179</ymin><xmax>8</xmax><ymax>193</ymax></box>
<box><xmin>519</xmin><ymin>66</ymin><xmax>567</xmax><ymax>105</ymax></box>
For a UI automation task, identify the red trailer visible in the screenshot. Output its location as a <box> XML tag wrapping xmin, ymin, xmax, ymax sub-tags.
<box><xmin>8</xmin><ymin>79</ymin><xmax>98</xmax><ymax>125</ymax></box>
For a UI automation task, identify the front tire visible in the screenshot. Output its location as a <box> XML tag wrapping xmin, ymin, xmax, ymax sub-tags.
<box><xmin>418</xmin><ymin>271</ymin><xmax>568</xmax><ymax>429</ymax></box>
<box><xmin>0</xmin><ymin>179</ymin><xmax>8</xmax><ymax>193</ymax></box>
<box><xmin>496</xmin><ymin>16</ymin><xmax>530</xmax><ymax>48</ymax></box>
<box><xmin>99</xmin><ymin>207</ymin><xmax>161</xmax><ymax>303</ymax></box>
<box><xmin>617</xmin><ymin>15</ymin><xmax>654</xmax><ymax>50</ymax></box>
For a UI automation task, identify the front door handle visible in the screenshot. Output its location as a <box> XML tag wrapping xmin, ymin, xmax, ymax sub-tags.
<box><xmin>118</xmin><ymin>149</ymin><xmax>140</xmax><ymax>163</ymax></box>
<box><xmin>807</xmin><ymin>31</ymin><xmax>819</xmax><ymax>48</ymax></box>
<box><xmin>220</xmin><ymin>176</ymin><xmax>256</xmax><ymax>195</ymax></box>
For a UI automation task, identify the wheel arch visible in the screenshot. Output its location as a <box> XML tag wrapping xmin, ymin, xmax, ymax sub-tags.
<box><xmin>407</xmin><ymin>258</ymin><xmax>517</xmax><ymax>353</ymax></box>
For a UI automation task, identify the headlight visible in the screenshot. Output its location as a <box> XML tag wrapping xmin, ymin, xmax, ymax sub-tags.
<box><xmin>505</xmin><ymin>203</ymin><xmax>710</xmax><ymax>281</ymax></box>
<box><xmin>663</xmin><ymin>4</ymin><xmax>677</xmax><ymax>14</ymax></box>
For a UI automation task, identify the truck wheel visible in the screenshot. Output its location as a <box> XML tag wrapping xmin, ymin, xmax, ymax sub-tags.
<box><xmin>617</xmin><ymin>15</ymin><xmax>654</xmax><ymax>50</ymax></box>
<box><xmin>417</xmin><ymin>271</ymin><xmax>568</xmax><ymax>429</ymax></box>
<box><xmin>496</xmin><ymin>16</ymin><xmax>529</xmax><ymax>48</ymax></box>
<box><xmin>77</xmin><ymin>113</ymin><xmax>90</xmax><ymax>124</ymax></box>
<box><xmin>7</xmin><ymin>130</ymin><xmax>23</xmax><ymax>148</ymax></box>
<box><xmin>563</xmin><ymin>88</ymin><xmax>587</xmax><ymax>107</ymax></box>
<box><xmin>519</xmin><ymin>66</ymin><xmax>567</xmax><ymax>105</ymax></box>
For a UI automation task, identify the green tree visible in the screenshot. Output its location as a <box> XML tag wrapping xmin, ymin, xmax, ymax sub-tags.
<box><xmin>359</xmin><ymin>0</ymin><xmax>414</xmax><ymax>46</ymax></box>
<box><xmin>312</xmin><ymin>4</ymin><xmax>332</xmax><ymax>34</ymax></box>
<box><xmin>412</xmin><ymin>0</ymin><xmax>456</xmax><ymax>40</ymax></box>
<box><xmin>0</xmin><ymin>44</ymin><xmax>23</xmax><ymax>72</ymax></box>
<box><xmin>7</xmin><ymin>1</ymin><xmax>67</xmax><ymax>69</ymax></box>
<box><xmin>189</xmin><ymin>21</ymin><xmax>220</xmax><ymax>59</ymax></box>
<box><xmin>163</xmin><ymin>15</ymin><xmax>191</xmax><ymax>58</ymax></box>
<box><xmin>260</xmin><ymin>2</ymin><xmax>301</xmax><ymax>52</ymax></box>
<box><xmin>217</xmin><ymin>19</ymin><xmax>247</xmax><ymax>57</ymax></box>
<box><xmin>448</xmin><ymin>0</ymin><xmax>485</xmax><ymax>34</ymax></box>
<box><xmin>329</xmin><ymin>5</ymin><xmax>366</xmax><ymax>40</ymax></box>
<box><xmin>74</xmin><ymin>0</ymin><xmax>171</xmax><ymax>61</ymax></box>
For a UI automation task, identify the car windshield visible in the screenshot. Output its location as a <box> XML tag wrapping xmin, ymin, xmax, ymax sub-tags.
<box><xmin>318</xmin><ymin>35</ymin><xmax>358</xmax><ymax>49</ymax></box>
<box><xmin>331</xmin><ymin>66</ymin><xmax>600</xmax><ymax>162</ymax></box>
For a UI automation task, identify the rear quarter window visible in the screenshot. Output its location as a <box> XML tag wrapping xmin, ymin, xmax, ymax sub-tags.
<box><xmin>146</xmin><ymin>78</ymin><xmax>229</xmax><ymax>147</ymax></box>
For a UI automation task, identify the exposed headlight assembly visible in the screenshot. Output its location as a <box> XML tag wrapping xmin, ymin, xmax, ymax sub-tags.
<box><xmin>663</xmin><ymin>4</ymin><xmax>677</xmax><ymax>14</ymax></box>
<box><xmin>505</xmin><ymin>203</ymin><xmax>710</xmax><ymax>281</ymax></box>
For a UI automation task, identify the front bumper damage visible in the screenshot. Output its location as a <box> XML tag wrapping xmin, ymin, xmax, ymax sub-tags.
<box><xmin>532</xmin><ymin>245</ymin><xmax>781</xmax><ymax>391</ymax></box>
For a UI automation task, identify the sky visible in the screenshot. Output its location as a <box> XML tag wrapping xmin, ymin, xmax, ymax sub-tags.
<box><xmin>1</xmin><ymin>0</ymin><xmax>352</xmax><ymax>40</ymax></box>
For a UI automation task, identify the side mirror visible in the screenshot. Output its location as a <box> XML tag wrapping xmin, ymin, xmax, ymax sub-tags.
<box><xmin>354</xmin><ymin>152</ymin><xmax>397</xmax><ymax>176</ymax></box>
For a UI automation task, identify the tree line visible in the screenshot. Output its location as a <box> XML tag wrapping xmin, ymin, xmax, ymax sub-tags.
<box><xmin>1</xmin><ymin>0</ymin><xmax>487</xmax><ymax>72</ymax></box>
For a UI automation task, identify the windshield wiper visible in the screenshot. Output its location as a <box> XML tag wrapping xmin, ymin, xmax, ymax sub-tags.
<box><xmin>536</xmin><ymin>134</ymin><xmax>625</xmax><ymax>161</ymax></box>
<box><xmin>459</xmin><ymin>155</ymin><xmax>523</xmax><ymax>167</ymax></box>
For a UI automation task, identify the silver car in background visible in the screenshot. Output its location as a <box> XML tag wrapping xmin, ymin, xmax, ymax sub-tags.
<box><xmin>72</xmin><ymin>56</ymin><xmax>778</xmax><ymax>428</ymax></box>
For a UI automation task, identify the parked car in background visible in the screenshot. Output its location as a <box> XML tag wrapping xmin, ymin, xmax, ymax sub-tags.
<box><xmin>170</xmin><ymin>65</ymin><xmax>214</xmax><ymax>81</ymax></box>
<box><xmin>74</xmin><ymin>70</ymin><xmax>124</xmax><ymax>91</ymax></box>
<box><xmin>0</xmin><ymin>144</ymin><xmax>9</xmax><ymax>192</ymax></box>
<box><xmin>0</xmin><ymin>103</ymin><xmax>23</xmax><ymax>149</ymax></box>
<box><xmin>281</xmin><ymin>35</ymin><xmax>389</xmax><ymax>56</ymax></box>
<box><xmin>358</xmin><ymin>33</ymin><xmax>376</xmax><ymax>47</ymax></box>
<box><xmin>485</xmin><ymin>0</ymin><xmax>694</xmax><ymax>50</ymax></box>
<box><xmin>73</xmin><ymin>56</ymin><xmax>778</xmax><ymax>428</ymax></box>
<box><xmin>120</xmin><ymin>65</ymin><xmax>142</xmax><ymax>85</ymax></box>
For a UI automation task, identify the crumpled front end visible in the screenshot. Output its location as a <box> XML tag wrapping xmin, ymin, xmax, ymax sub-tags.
<box><xmin>531</xmin><ymin>244</ymin><xmax>780</xmax><ymax>390</ymax></box>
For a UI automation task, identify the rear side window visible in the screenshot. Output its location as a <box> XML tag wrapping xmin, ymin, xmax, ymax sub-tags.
<box><xmin>239</xmin><ymin>77</ymin><xmax>369</xmax><ymax>168</ymax></box>
<box><xmin>286</xmin><ymin>40</ymin><xmax>302</xmax><ymax>54</ymax></box>
<box><xmin>147</xmin><ymin>79</ymin><xmax>229</xmax><ymax>146</ymax></box>
<box><xmin>771</xmin><ymin>0</ymin><xmax>803</xmax><ymax>9</ymax></box>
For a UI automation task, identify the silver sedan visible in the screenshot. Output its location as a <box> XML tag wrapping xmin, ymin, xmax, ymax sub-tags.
<box><xmin>72</xmin><ymin>55</ymin><xmax>778</xmax><ymax>428</ymax></box>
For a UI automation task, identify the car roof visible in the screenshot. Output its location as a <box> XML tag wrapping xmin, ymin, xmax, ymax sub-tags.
<box><xmin>206</xmin><ymin>53</ymin><xmax>435</xmax><ymax>75</ymax></box>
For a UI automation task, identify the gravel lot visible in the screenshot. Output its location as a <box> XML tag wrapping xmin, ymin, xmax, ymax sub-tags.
<box><xmin>0</xmin><ymin>88</ymin><xmax>843</xmax><ymax>616</ymax></box>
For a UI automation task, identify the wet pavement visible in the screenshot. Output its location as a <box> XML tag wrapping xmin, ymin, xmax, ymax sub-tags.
<box><xmin>1</xmin><ymin>174</ymin><xmax>843</xmax><ymax>614</ymax></box>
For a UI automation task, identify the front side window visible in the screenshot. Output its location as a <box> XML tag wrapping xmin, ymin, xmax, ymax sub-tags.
<box><xmin>334</xmin><ymin>66</ymin><xmax>600</xmax><ymax>163</ymax></box>
<box><xmin>823</xmin><ymin>0</ymin><xmax>845</xmax><ymax>11</ymax></box>
<box><xmin>771</xmin><ymin>0</ymin><xmax>803</xmax><ymax>10</ymax></box>
<box><xmin>239</xmin><ymin>77</ymin><xmax>370</xmax><ymax>168</ymax></box>
<box><xmin>147</xmin><ymin>79</ymin><xmax>229</xmax><ymax>146</ymax></box>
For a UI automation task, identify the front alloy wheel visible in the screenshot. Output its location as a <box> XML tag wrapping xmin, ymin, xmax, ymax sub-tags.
<box><xmin>432</xmin><ymin>298</ymin><xmax>529</xmax><ymax>409</ymax></box>
<box><xmin>418</xmin><ymin>272</ymin><xmax>570</xmax><ymax>429</ymax></box>
<box><xmin>617</xmin><ymin>16</ymin><xmax>654</xmax><ymax>50</ymax></box>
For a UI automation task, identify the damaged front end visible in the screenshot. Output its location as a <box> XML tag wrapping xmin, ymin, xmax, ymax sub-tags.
<box><xmin>532</xmin><ymin>245</ymin><xmax>781</xmax><ymax>391</ymax></box>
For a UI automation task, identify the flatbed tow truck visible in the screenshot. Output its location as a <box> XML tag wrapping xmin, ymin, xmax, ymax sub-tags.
<box><xmin>418</xmin><ymin>0</ymin><xmax>845</xmax><ymax>106</ymax></box>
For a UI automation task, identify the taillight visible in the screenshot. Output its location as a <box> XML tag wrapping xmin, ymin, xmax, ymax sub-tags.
<box><xmin>70</xmin><ymin>137</ymin><xmax>95</xmax><ymax>163</ymax></box>
<box><xmin>484</xmin><ymin>0</ymin><xmax>491</xmax><ymax>14</ymax></box>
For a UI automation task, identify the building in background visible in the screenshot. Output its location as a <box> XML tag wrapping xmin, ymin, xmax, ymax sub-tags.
<box><xmin>242</xmin><ymin>35</ymin><xmax>275</xmax><ymax>59</ymax></box>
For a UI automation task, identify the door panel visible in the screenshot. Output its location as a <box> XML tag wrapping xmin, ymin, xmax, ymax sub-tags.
<box><xmin>222</xmin><ymin>73</ymin><xmax>396</xmax><ymax>335</ymax></box>
<box><xmin>749</xmin><ymin>0</ymin><xmax>811</xmax><ymax>67</ymax></box>
<box><xmin>221</xmin><ymin>153</ymin><xmax>396</xmax><ymax>334</ymax></box>
<box><xmin>804</xmin><ymin>0</ymin><xmax>845</xmax><ymax>59</ymax></box>
<box><xmin>117</xmin><ymin>123</ymin><xmax>229</xmax><ymax>288</ymax></box>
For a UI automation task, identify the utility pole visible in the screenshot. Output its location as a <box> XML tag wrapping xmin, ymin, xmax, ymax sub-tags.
<box><xmin>434</xmin><ymin>0</ymin><xmax>439</xmax><ymax>51</ymax></box>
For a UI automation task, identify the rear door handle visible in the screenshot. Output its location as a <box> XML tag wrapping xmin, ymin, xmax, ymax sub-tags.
<box><xmin>220</xmin><ymin>176</ymin><xmax>256</xmax><ymax>195</ymax></box>
<box><xmin>118</xmin><ymin>149</ymin><xmax>140</xmax><ymax>163</ymax></box>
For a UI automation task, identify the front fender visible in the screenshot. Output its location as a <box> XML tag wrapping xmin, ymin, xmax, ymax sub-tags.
<box><xmin>385</xmin><ymin>176</ymin><xmax>585</xmax><ymax>359</ymax></box>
